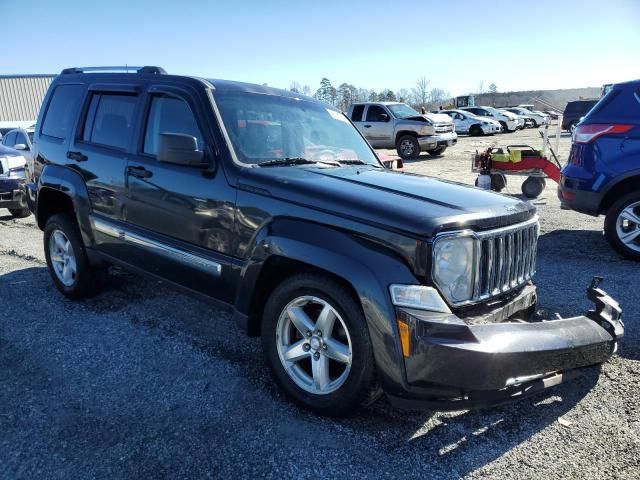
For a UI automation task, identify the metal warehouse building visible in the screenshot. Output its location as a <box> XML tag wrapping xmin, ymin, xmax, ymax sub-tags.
<box><xmin>0</xmin><ymin>75</ymin><xmax>55</xmax><ymax>122</ymax></box>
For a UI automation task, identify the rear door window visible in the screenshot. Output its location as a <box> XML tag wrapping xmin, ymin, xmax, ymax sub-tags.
<box><xmin>15</xmin><ymin>132</ymin><xmax>29</xmax><ymax>149</ymax></box>
<box><xmin>351</xmin><ymin>105</ymin><xmax>364</xmax><ymax>122</ymax></box>
<box><xmin>143</xmin><ymin>94</ymin><xmax>204</xmax><ymax>156</ymax></box>
<box><xmin>82</xmin><ymin>93</ymin><xmax>138</xmax><ymax>150</ymax></box>
<box><xmin>41</xmin><ymin>84</ymin><xmax>84</xmax><ymax>139</ymax></box>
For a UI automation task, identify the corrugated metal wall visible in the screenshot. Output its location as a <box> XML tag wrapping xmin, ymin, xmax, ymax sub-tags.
<box><xmin>0</xmin><ymin>75</ymin><xmax>55</xmax><ymax>122</ymax></box>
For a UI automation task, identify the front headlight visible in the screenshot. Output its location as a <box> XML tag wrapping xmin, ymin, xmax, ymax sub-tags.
<box><xmin>419</xmin><ymin>126</ymin><xmax>431</xmax><ymax>135</ymax></box>
<box><xmin>433</xmin><ymin>236</ymin><xmax>476</xmax><ymax>303</ymax></box>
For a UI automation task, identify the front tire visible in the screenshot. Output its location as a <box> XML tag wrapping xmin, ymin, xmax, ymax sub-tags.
<box><xmin>261</xmin><ymin>273</ymin><xmax>375</xmax><ymax>416</ymax></box>
<box><xmin>470</xmin><ymin>125</ymin><xmax>483</xmax><ymax>136</ymax></box>
<box><xmin>604</xmin><ymin>191</ymin><xmax>640</xmax><ymax>260</ymax></box>
<box><xmin>8</xmin><ymin>207</ymin><xmax>30</xmax><ymax>218</ymax></box>
<box><xmin>44</xmin><ymin>213</ymin><xmax>106</xmax><ymax>299</ymax></box>
<box><xmin>396</xmin><ymin>135</ymin><xmax>420</xmax><ymax>159</ymax></box>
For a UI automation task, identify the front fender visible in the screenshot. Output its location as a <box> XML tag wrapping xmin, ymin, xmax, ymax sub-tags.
<box><xmin>236</xmin><ymin>218</ymin><xmax>420</xmax><ymax>395</ymax></box>
<box><xmin>38</xmin><ymin>164</ymin><xmax>95</xmax><ymax>246</ymax></box>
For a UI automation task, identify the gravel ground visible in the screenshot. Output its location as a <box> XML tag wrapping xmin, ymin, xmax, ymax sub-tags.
<box><xmin>1</xmin><ymin>126</ymin><xmax>638</xmax><ymax>479</ymax></box>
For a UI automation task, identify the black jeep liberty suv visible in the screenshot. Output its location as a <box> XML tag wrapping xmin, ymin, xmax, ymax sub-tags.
<box><xmin>26</xmin><ymin>66</ymin><xmax>624</xmax><ymax>415</ymax></box>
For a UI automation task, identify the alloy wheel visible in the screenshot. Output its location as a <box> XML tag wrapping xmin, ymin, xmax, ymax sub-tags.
<box><xmin>276</xmin><ymin>295</ymin><xmax>352</xmax><ymax>395</ymax></box>
<box><xmin>616</xmin><ymin>201</ymin><xmax>640</xmax><ymax>253</ymax></box>
<box><xmin>49</xmin><ymin>229</ymin><xmax>77</xmax><ymax>286</ymax></box>
<box><xmin>400</xmin><ymin>139</ymin><xmax>415</xmax><ymax>156</ymax></box>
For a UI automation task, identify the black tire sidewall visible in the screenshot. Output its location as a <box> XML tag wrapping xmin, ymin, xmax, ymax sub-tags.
<box><xmin>8</xmin><ymin>208</ymin><xmax>30</xmax><ymax>218</ymax></box>
<box><xmin>43</xmin><ymin>213</ymin><xmax>97</xmax><ymax>298</ymax></box>
<box><xmin>604</xmin><ymin>191</ymin><xmax>640</xmax><ymax>260</ymax></box>
<box><xmin>396</xmin><ymin>135</ymin><xmax>420</xmax><ymax>159</ymax></box>
<box><xmin>522</xmin><ymin>177</ymin><xmax>544</xmax><ymax>198</ymax></box>
<box><xmin>261</xmin><ymin>273</ymin><xmax>375</xmax><ymax>416</ymax></box>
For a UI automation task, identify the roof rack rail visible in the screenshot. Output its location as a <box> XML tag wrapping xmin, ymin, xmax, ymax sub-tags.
<box><xmin>60</xmin><ymin>66</ymin><xmax>167</xmax><ymax>75</ymax></box>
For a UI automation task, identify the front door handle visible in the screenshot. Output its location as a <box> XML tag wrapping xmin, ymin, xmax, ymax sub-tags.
<box><xmin>364</xmin><ymin>124</ymin><xmax>372</xmax><ymax>128</ymax></box>
<box><xmin>126</xmin><ymin>166</ymin><xmax>153</xmax><ymax>179</ymax></box>
<box><xmin>66</xmin><ymin>151</ymin><xmax>88</xmax><ymax>162</ymax></box>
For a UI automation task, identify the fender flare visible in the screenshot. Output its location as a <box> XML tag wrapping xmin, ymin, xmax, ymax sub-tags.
<box><xmin>599</xmin><ymin>168</ymin><xmax>640</xmax><ymax>201</ymax></box>
<box><xmin>236</xmin><ymin>218</ymin><xmax>420</xmax><ymax>394</ymax></box>
<box><xmin>37</xmin><ymin>164</ymin><xmax>95</xmax><ymax>246</ymax></box>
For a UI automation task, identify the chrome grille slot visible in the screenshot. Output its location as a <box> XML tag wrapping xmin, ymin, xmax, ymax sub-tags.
<box><xmin>475</xmin><ymin>218</ymin><xmax>539</xmax><ymax>300</ymax></box>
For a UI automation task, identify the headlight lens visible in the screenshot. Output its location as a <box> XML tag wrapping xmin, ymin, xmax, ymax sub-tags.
<box><xmin>433</xmin><ymin>236</ymin><xmax>476</xmax><ymax>303</ymax></box>
<box><xmin>420</xmin><ymin>126</ymin><xmax>431</xmax><ymax>135</ymax></box>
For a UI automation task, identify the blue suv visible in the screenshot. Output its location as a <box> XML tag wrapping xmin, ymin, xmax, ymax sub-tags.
<box><xmin>559</xmin><ymin>79</ymin><xmax>640</xmax><ymax>260</ymax></box>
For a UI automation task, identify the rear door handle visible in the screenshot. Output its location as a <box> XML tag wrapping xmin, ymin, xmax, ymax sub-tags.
<box><xmin>126</xmin><ymin>166</ymin><xmax>153</xmax><ymax>178</ymax></box>
<box><xmin>66</xmin><ymin>151</ymin><xmax>87</xmax><ymax>162</ymax></box>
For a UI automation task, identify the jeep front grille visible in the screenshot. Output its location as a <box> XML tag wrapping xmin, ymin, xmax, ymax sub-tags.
<box><xmin>474</xmin><ymin>217</ymin><xmax>539</xmax><ymax>301</ymax></box>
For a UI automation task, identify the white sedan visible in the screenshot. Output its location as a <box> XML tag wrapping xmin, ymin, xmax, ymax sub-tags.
<box><xmin>440</xmin><ymin>109</ymin><xmax>502</xmax><ymax>136</ymax></box>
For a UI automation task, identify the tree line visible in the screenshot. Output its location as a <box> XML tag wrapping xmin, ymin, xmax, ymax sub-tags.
<box><xmin>287</xmin><ymin>76</ymin><xmax>453</xmax><ymax>112</ymax></box>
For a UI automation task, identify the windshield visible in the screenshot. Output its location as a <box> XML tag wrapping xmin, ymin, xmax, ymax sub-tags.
<box><xmin>215</xmin><ymin>92</ymin><xmax>380</xmax><ymax>166</ymax></box>
<box><xmin>386</xmin><ymin>103</ymin><xmax>420</xmax><ymax>119</ymax></box>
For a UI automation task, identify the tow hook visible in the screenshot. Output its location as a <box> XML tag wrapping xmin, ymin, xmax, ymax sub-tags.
<box><xmin>586</xmin><ymin>277</ymin><xmax>624</xmax><ymax>339</ymax></box>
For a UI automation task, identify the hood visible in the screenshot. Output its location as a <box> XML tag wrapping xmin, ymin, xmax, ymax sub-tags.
<box><xmin>239</xmin><ymin>166</ymin><xmax>536</xmax><ymax>238</ymax></box>
<box><xmin>476</xmin><ymin>116</ymin><xmax>501</xmax><ymax>126</ymax></box>
<box><xmin>423</xmin><ymin>113</ymin><xmax>454</xmax><ymax>124</ymax></box>
<box><xmin>402</xmin><ymin>114</ymin><xmax>453</xmax><ymax>125</ymax></box>
<box><xmin>500</xmin><ymin>111</ymin><xmax>518</xmax><ymax>120</ymax></box>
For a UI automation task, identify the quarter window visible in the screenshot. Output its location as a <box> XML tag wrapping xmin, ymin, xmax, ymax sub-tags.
<box><xmin>41</xmin><ymin>84</ymin><xmax>84</xmax><ymax>139</ymax></box>
<box><xmin>82</xmin><ymin>93</ymin><xmax>137</xmax><ymax>150</ymax></box>
<box><xmin>143</xmin><ymin>95</ymin><xmax>203</xmax><ymax>156</ymax></box>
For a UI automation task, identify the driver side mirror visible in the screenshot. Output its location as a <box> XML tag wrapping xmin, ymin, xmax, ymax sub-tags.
<box><xmin>157</xmin><ymin>133</ymin><xmax>206</xmax><ymax>167</ymax></box>
<box><xmin>14</xmin><ymin>143</ymin><xmax>27</xmax><ymax>151</ymax></box>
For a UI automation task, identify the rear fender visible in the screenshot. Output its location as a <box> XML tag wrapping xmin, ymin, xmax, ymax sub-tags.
<box><xmin>38</xmin><ymin>164</ymin><xmax>95</xmax><ymax>246</ymax></box>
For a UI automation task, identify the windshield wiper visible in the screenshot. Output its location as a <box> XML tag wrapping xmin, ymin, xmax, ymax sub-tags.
<box><xmin>336</xmin><ymin>159</ymin><xmax>382</xmax><ymax>168</ymax></box>
<box><xmin>257</xmin><ymin>157</ymin><xmax>340</xmax><ymax>167</ymax></box>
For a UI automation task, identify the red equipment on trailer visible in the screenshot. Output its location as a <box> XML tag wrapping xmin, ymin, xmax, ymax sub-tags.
<box><xmin>472</xmin><ymin>145</ymin><xmax>562</xmax><ymax>198</ymax></box>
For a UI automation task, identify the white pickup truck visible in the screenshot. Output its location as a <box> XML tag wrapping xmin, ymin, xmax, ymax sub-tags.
<box><xmin>347</xmin><ymin>102</ymin><xmax>457</xmax><ymax>159</ymax></box>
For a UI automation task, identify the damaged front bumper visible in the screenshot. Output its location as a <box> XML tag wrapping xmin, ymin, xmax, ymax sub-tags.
<box><xmin>389</xmin><ymin>278</ymin><xmax>624</xmax><ymax>410</ymax></box>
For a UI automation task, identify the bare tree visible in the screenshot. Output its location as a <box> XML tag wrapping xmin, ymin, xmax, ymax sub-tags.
<box><xmin>289</xmin><ymin>81</ymin><xmax>302</xmax><ymax>93</ymax></box>
<box><xmin>412</xmin><ymin>76</ymin><xmax>430</xmax><ymax>110</ymax></box>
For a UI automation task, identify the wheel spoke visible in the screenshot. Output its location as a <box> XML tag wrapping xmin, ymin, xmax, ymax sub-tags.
<box><xmin>620</xmin><ymin>228</ymin><xmax>640</xmax><ymax>245</ymax></box>
<box><xmin>315</xmin><ymin>304</ymin><xmax>336</xmax><ymax>335</ymax></box>
<box><xmin>620</xmin><ymin>209</ymin><xmax>640</xmax><ymax>226</ymax></box>
<box><xmin>54</xmin><ymin>232</ymin><xmax>66</xmax><ymax>252</ymax></box>
<box><xmin>324</xmin><ymin>338</ymin><xmax>351</xmax><ymax>364</ymax></box>
<box><xmin>67</xmin><ymin>256</ymin><xmax>77</xmax><ymax>276</ymax></box>
<box><xmin>312</xmin><ymin>354</ymin><xmax>330</xmax><ymax>391</ymax></box>
<box><xmin>50</xmin><ymin>254</ymin><xmax>64</xmax><ymax>264</ymax></box>
<box><xmin>286</xmin><ymin>306</ymin><xmax>315</xmax><ymax>336</ymax></box>
<box><xmin>283</xmin><ymin>339</ymin><xmax>309</xmax><ymax>363</ymax></box>
<box><xmin>62</xmin><ymin>264</ymin><xmax>73</xmax><ymax>284</ymax></box>
<box><xmin>64</xmin><ymin>240</ymin><xmax>73</xmax><ymax>256</ymax></box>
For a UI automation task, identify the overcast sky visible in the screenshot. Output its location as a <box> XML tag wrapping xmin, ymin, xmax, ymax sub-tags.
<box><xmin>3</xmin><ymin>0</ymin><xmax>639</xmax><ymax>95</ymax></box>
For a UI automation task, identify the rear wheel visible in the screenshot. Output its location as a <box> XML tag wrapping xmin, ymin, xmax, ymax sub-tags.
<box><xmin>499</xmin><ymin>121</ymin><xmax>508</xmax><ymax>133</ymax></box>
<box><xmin>44</xmin><ymin>213</ymin><xmax>106</xmax><ymax>298</ymax></box>
<box><xmin>261</xmin><ymin>273</ymin><xmax>375</xmax><ymax>416</ymax></box>
<box><xmin>396</xmin><ymin>135</ymin><xmax>420</xmax><ymax>159</ymax></box>
<box><xmin>521</xmin><ymin>177</ymin><xmax>545</xmax><ymax>198</ymax></box>
<box><xmin>491</xmin><ymin>173</ymin><xmax>507</xmax><ymax>192</ymax></box>
<box><xmin>8</xmin><ymin>207</ymin><xmax>30</xmax><ymax>218</ymax></box>
<box><xmin>604</xmin><ymin>192</ymin><xmax>640</xmax><ymax>260</ymax></box>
